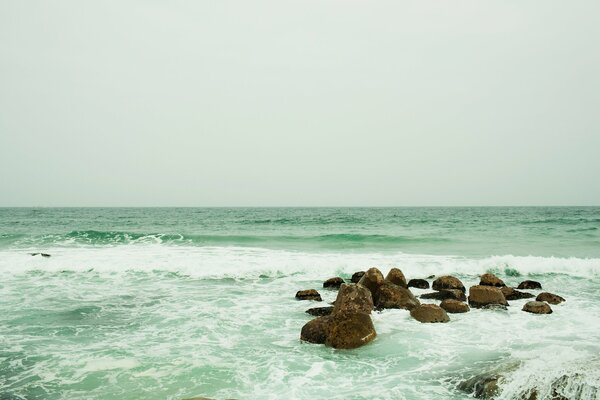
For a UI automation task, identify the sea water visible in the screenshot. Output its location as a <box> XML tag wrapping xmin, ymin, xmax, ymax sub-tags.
<box><xmin>0</xmin><ymin>207</ymin><xmax>599</xmax><ymax>400</ymax></box>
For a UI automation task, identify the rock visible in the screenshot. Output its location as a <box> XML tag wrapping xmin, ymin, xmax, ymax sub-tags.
<box><xmin>457</xmin><ymin>374</ymin><xmax>500</xmax><ymax>399</ymax></box>
<box><xmin>432</xmin><ymin>275</ymin><xmax>466</xmax><ymax>293</ymax></box>
<box><xmin>536</xmin><ymin>292</ymin><xmax>565</xmax><ymax>305</ymax></box>
<box><xmin>440</xmin><ymin>299</ymin><xmax>470</xmax><ymax>313</ymax></box>
<box><xmin>350</xmin><ymin>271</ymin><xmax>365</xmax><ymax>283</ymax></box>
<box><xmin>468</xmin><ymin>285</ymin><xmax>508</xmax><ymax>308</ymax></box>
<box><xmin>325</xmin><ymin>311</ymin><xmax>377</xmax><ymax>349</ymax></box>
<box><xmin>410</xmin><ymin>304</ymin><xmax>450</xmax><ymax>323</ymax></box>
<box><xmin>522</xmin><ymin>301</ymin><xmax>553</xmax><ymax>314</ymax></box>
<box><xmin>407</xmin><ymin>278</ymin><xmax>430</xmax><ymax>289</ymax></box>
<box><xmin>517</xmin><ymin>280</ymin><xmax>542</xmax><ymax>290</ymax></box>
<box><xmin>385</xmin><ymin>268</ymin><xmax>407</xmax><ymax>288</ymax></box>
<box><xmin>332</xmin><ymin>284</ymin><xmax>374</xmax><ymax>315</ymax></box>
<box><xmin>306</xmin><ymin>306</ymin><xmax>334</xmax><ymax>317</ymax></box>
<box><xmin>357</xmin><ymin>267</ymin><xmax>385</xmax><ymax>305</ymax></box>
<box><xmin>323</xmin><ymin>277</ymin><xmax>345</xmax><ymax>289</ymax></box>
<box><xmin>479</xmin><ymin>273</ymin><xmax>505</xmax><ymax>287</ymax></box>
<box><xmin>376</xmin><ymin>282</ymin><xmax>420</xmax><ymax>310</ymax></box>
<box><xmin>420</xmin><ymin>289</ymin><xmax>466</xmax><ymax>302</ymax></box>
<box><xmin>295</xmin><ymin>289</ymin><xmax>322</xmax><ymax>301</ymax></box>
<box><xmin>501</xmin><ymin>286</ymin><xmax>535</xmax><ymax>301</ymax></box>
<box><xmin>300</xmin><ymin>316</ymin><xmax>330</xmax><ymax>344</ymax></box>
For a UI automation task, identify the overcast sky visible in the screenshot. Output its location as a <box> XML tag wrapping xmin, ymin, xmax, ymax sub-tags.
<box><xmin>1</xmin><ymin>1</ymin><xmax>599</xmax><ymax>206</ymax></box>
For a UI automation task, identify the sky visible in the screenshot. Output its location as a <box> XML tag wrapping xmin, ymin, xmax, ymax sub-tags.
<box><xmin>1</xmin><ymin>1</ymin><xmax>599</xmax><ymax>206</ymax></box>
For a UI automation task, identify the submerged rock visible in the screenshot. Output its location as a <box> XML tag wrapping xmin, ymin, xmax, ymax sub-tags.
<box><xmin>332</xmin><ymin>284</ymin><xmax>374</xmax><ymax>315</ymax></box>
<box><xmin>407</xmin><ymin>278</ymin><xmax>430</xmax><ymax>289</ymax></box>
<box><xmin>517</xmin><ymin>280</ymin><xmax>542</xmax><ymax>290</ymax></box>
<box><xmin>350</xmin><ymin>271</ymin><xmax>365</xmax><ymax>283</ymax></box>
<box><xmin>468</xmin><ymin>285</ymin><xmax>508</xmax><ymax>308</ymax></box>
<box><xmin>457</xmin><ymin>374</ymin><xmax>500</xmax><ymax>399</ymax></box>
<box><xmin>440</xmin><ymin>299</ymin><xmax>470</xmax><ymax>313</ymax></box>
<box><xmin>376</xmin><ymin>282</ymin><xmax>420</xmax><ymax>310</ymax></box>
<box><xmin>420</xmin><ymin>289</ymin><xmax>466</xmax><ymax>302</ymax></box>
<box><xmin>536</xmin><ymin>292</ymin><xmax>565</xmax><ymax>305</ymax></box>
<box><xmin>385</xmin><ymin>268</ymin><xmax>408</xmax><ymax>288</ymax></box>
<box><xmin>295</xmin><ymin>289</ymin><xmax>322</xmax><ymax>301</ymax></box>
<box><xmin>323</xmin><ymin>277</ymin><xmax>345</xmax><ymax>289</ymax></box>
<box><xmin>325</xmin><ymin>311</ymin><xmax>377</xmax><ymax>349</ymax></box>
<box><xmin>410</xmin><ymin>304</ymin><xmax>450</xmax><ymax>323</ymax></box>
<box><xmin>305</xmin><ymin>306</ymin><xmax>334</xmax><ymax>317</ymax></box>
<box><xmin>432</xmin><ymin>275</ymin><xmax>466</xmax><ymax>293</ymax></box>
<box><xmin>357</xmin><ymin>267</ymin><xmax>385</xmax><ymax>305</ymax></box>
<box><xmin>522</xmin><ymin>301</ymin><xmax>553</xmax><ymax>314</ymax></box>
<box><xmin>501</xmin><ymin>286</ymin><xmax>535</xmax><ymax>301</ymax></box>
<box><xmin>479</xmin><ymin>273</ymin><xmax>505</xmax><ymax>287</ymax></box>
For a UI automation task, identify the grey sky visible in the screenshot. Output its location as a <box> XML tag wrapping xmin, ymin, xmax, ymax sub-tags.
<box><xmin>1</xmin><ymin>1</ymin><xmax>599</xmax><ymax>206</ymax></box>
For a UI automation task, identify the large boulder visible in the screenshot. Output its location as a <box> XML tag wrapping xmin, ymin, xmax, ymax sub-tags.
<box><xmin>440</xmin><ymin>299</ymin><xmax>470</xmax><ymax>313</ymax></box>
<box><xmin>325</xmin><ymin>312</ymin><xmax>377</xmax><ymax>349</ymax></box>
<box><xmin>410</xmin><ymin>304</ymin><xmax>450</xmax><ymax>323</ymax></box>
<box><xmin>350</xmin><ymin>271</ymin><xmax>365</xmax><ymax>283</ymax></box>
<box><xmin>420</xmin><ymin>289</ymin><xmax>466</xmax><ymax>302</ymax></box>
<box><xmin>517</xmin><ymin>280</ymin><xmax>542</xmax><ymax>290</ymax></box>
<box><xmin>385</xmin><ymin>268</ymin><xmax>407</xmax><ymax>288</ymax></box>
<box><xmin>501</xmin><ymin>286</ymin><xmax>534</xmax><ymax>301</ymax></box>
<box><xmin>376</xmin><ymin>282</ymin><xmax>420</xmax><ymax>310</ymax></box>
<box><xmin>536</xmin><ymin>292</ymin><xmax>565</xmax><ymax>305</ymax></box>
<box><xmin>468</xmin><ymin>285</ymin><xmax>508</xmax><ymax>308</ymax></box>
<box><xmin>357</xmin><ymin>267</ymin><xmax>385</xmax><ymax>305</ymax></box>
<box><xmin>479</xmin><ymin>273</ymin><xmax>505</xmax><ymax>287</ymax></box>
<box><xmin>296</xmin><ymin>289</ymin><xmax>322</xmax><ymax>301</ymax></box>
<box><xmin>300</xmin><ymin>316</ymin><xmax>330</xmax><ymax>344</ymax></box>
<box><xmin>305</xmin><ymin>306</ymin><xmax>334</xmax><ymax>317</ymax></box>
<box><xmin>432</xmin><ymin>275</ymin><xmax>466</xmax><ymax>292</ymax></box>
<box><xmin>332</xmin><ymin>284</ymin><xmax>374</xmax><ymax>315</ymax></box>
<box><xmin>407</xmin><ymin>278</ymin><xmax>430</xmax><ymax>289</ymax></box>
<box><xmin>323</xmin><ymin>277</ymin><xmax>345</xmax><ymax>289</ymax></box>
<box><xmin>522</xmin><ymin>301</ymin><xmax>553</xmax><ymax>314</ymax></box>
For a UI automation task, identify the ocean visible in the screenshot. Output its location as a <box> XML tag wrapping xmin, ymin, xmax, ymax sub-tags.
<box><xmin>1</xmin><ymin>207</ymin><xmax>599</xmax><ymax>400</ymax></box>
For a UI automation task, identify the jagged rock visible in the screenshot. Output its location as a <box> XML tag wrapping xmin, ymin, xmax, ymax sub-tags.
<box><xmin>457</xmin><ymin>374</ymin><xmax>500</xmax><ymax>399</ymax></box>
<box><xmin>522</xmin><ymin>301</ymin><xmax>553</xmax><ymax>314</ymax></box>
<box><xmin>306</xmin><ymin>306</ymin><xmax>334</xmax><ymax>317</ymax></box>
<box><xmin>295</xmin><ymin>289</ymin><xmax>322</xmax><ymax>301</ymax></box>
<box><xmin>376</xmin><ymin>282</ymin><xmax>420</xmax><ymax>310</ymax></box>
<box><xmin>501</xmin><ymin>286</ymin><xmax>535</xmax><ymax>301</ymax></box>
<box><xmin>407</xmin><ymin>278</ymin><xmax>430</xmax><ymax>289</ymax></box>
<box><xmin>536</xmin><ymin>292</ymin><xmax>565</xmax><ymax>305</ymax></box>
<box><xmin>350</xmin><ymin>271</ymin><xmax>365</xmax><ymax>283</ymax></box>
<box><xmin>325</xmin><ymin>311</ymin><xmax>377</xmax><ymax>349</ymax></box>
<box><xmin>300</xmin><ymin>316</ymin><xmax>330</xmax><ymax>343</ymax></box>
<box><xmin>323</xmin><ymin>277</ymin><xmax>345</xmax><ymax>289</ymax></box>
<box><xmin>332</xmin><ymin>284</ymin><xmax>374</xmax><ymax>315</ymax></box>
<box><xmin>480</xmin><ymin>273</ymin><xmax>505</xmax><ymax>287</ymax></box>
<box><xmin>420</xmin><ymin>289</ymin><xmax>466</xmax><ymax>302</ymax></box>
<box><xmin>385</xmin><ymin>268</ymin><xmax>407</xmax><ymax>288</ymax></box>
<box><xmin>357</xmin><ymin>267</ymin><xmax>385</xmax><ymax>305</ymax></box>
<box><xmin>410</xmin><ymin>304</ymin><xmax>450</xmax><ymax>323</ymax></box>
<box><xmin>440</xmin><ymin>299</ymin><xmax>470</xmax><ymax>313</ymax></box>
<box><xmin>432</xmin><ymin>275</ymin><xmax>466</xmax><ymax>293</ymax></box>
<box><xmin>468</xmin><ymin>285</ymin><xmax>508</xmax><ymax>308</ymax></box>
<box><xmin>517</xmin><ymin>280</ymin><xmax>542</xmax><ymax>290</ymax></box>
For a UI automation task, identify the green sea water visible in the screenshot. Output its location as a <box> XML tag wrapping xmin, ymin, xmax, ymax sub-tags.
<box><xmin>1</xmin><ymin>207</ymin><xmax>599</xmax><ymax>399</ymax></box>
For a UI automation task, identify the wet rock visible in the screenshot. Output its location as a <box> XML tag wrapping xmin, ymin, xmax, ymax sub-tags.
<box><xmin>407</xmin><ymin>278</ymin><xmax>430</xmax><ymax>289</ymax></box>
<box><xmin>350</xmin><ymin>271</ymin><xmax>365</xmax><ymax>283</ymax></box>
<box><xmin>300</xmin><ymin>316</ymin><xmax>330</xmax><ymax>344</ymax></box>
<box><xmin>479</xmin><ymin>273</ymin><xmax>505</xmax><ymax>287</ymax></box>
<box><xmin>323</xmin><ymin>277</ymin><xmax>345</xmax><ymax>289</ymax></box>
<box><xmin>325</xmin><ymin>311</ymin><xmax>377</xmax><ymax>349</ymax></box>
<box><xmin>481</xmin><ymin>304</ymin><xmax>508</xmax><ymax>311</ymax></box>
<box><xmin>432</xmin><ymin>275</ymin><xmax>466</xmax><ymax>293</ymax></box>
<box><xmin>385</xmin><ymin>268</ymin><xmax>407</xmax><ymax>288</ymax></box>
<box><xmin>420</xmin><ymin>289</ymin><xmax>466</xmax><ymax>302</ymax></box>
<box><xmin>357</xmin><ymin>267</ymin><xmax>385</xmax><ymax>305</ymax></box>
<box><xmin>376</xmin><ymin>282</ymin><xmax>420</xmax><ymax>310</ymax></box>
<box><xmin>410</xmin><ymin>304</ymin><xmax>450</xmax><ymax>323</ymax></box>
<box><xmin>440</xmin><ymin>299</ymin><xmax>470</xmax><ymax>313</ymax></box>
<box><xmin>332</xmin><ymin>284</ymin><xmax>374</xmax><ymax>315</ymax></box>
<box><xmin>522</xmin><ymin>301</ymin><xmax>553</xmax><ymax>314</ymax></box>
<box><xmin>536</xmin><ymin>292</ymin><xmax>565</xmax><ymax>305</ymax></box>
<box><xmin>501</xmin><ymin>286</ymin><xmax>535</xmax><ymax>301</ymax></box>
<box><xmin>457</xmin><ymin>374</ymin><xmax>500</xmax><ymax>399</ymax></box>
<box><xmin>305</xmin><ymin>306</ymin><xmax>334</xmax><ymax>317</ymax></box>
<box><xmin>295</xmin><ymin>289</ymin><xmax>322</xmax><ymax>301</ymax></box>
<box><xmin>468</xmin><ymin>285</ymin><xmax>508</xmax><ymax>308</ymax></box>
<box><xmin>517</xmin><ymin>280</ymin><xmax>542</xmax><ymax>290</ymax></box>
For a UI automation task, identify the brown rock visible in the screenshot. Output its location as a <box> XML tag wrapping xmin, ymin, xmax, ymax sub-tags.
<box><xmin>410</xmin><ymin>304</ymin><xmax>450</xmax><ymax>323</ymax></box>
<box><xmin>323</xmin><ymin>277</ymin><xmax>345</xmax><ymax>289</ymax></box>
<box><xmin>376</xmin><ymin>282</ymin><xmax>420</xmax><ymax>310</ymax></box>
<box><xmin>407</xmin><ymin>278</ymin><xmax>430</xmax><ymax>289</ymax></box>
<box><xmin>305</xmin><ymin>306</ymin><xmax>334</xmax><ymax>317</ymax></box>
<box><xmin>536</xmin><ymin>292</ymin><xmax>565</xmax><ymax>305</ymax></box>
<box><xmin>295</xmin><ymin>289</ymin><xmax>322</xmax><ymax>301</ymax></box>
<box><xmin>517</xmin><ymin>280</ymin><xmax>542</xmax><ymax>290</ymax></box>
<box><xmin>440</xmin><ymin>299</ymin><xmax>470</xmax><ymax>313</ymax></box>
<box><xmin>468</xmin><ymin>285</ymin><xmax>508</xmax><ymax>308</ymax></box>
<box><xmin>325</xmin><ymin>312</ymin><xmax>377</xmax><ymax>349</ymax></box>
<box><xmin>522</xmin><ymin>301</ymin><xmax>553</xmax><ymax>314</ymax></box>
<box><xmin>501</xmin><ymin>286</ymin><xmax>534</xmax><ymax>301</ymax></box>
<box><xmin>432</xmin><ymin>275</ymin><xmax>466</xmax><ymax>292</ymax></box>
<box><xmin>300</xmin><ymin>316</ymin><xmax>330</xmax><ymax>344</ymax></box>
<box><xmin>332</xmin><ymin>283</ymin><xmax>374</xmax><ymax>315</ymax></box>
<box><xmin>420</xmin><ymin>289</ymin><xmax>466</xmax><ymax>301</ymax></box>
<box><xmin>357</xmin><ymin>267</ymin><xmax>385</xmax><ymax>305</ymax></box>
<box><xmin>385</xmin><ymin>268</ymin><xmax>407</xmax><ymax>288</ymax></box>
<box><xmin>479</xmin><ymin>273</ymin><xmax>505</xmax><ymax>287</ymax></box>
<box><xmin>350</xmin><ymin>271</ymin><xmax>365</xmax><ymax>283</ymax></box>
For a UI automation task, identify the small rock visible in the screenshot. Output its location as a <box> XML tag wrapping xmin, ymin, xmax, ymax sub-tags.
<box><xmin>468</xmin><ymin>285</ymin><xmax>508</xmax><ymax>308</ymax></box>
<box><xmin>410</xmin><ymin>304</ymin><xmax>450</xmax><ymax>323</ymax></box>
<box><xmin>325</xmin><ymin>311</ymin><xmax>377</xmax><ymax>349</ymax></box>
<box><xmin>420</xmin><ymin>289</ymin><xmax>466</xmax><ymax>301</ymax></box>
<box><xmin>376</xmin><ymin>282</ymin><xmax>420</xmax><ymax>310</ymax></box>
<box><xmin>332</xmin><ymin>284</ymin><xmax>374</xmax><ymax>315</ymax></box>
<box><xmin>357</xmin><ymin>267</ymin><xmax>385</xmax><ymax>305</ymax></box>
<box><xmin>323</xmin><ymin>277</ymin><xmax>345</xmax><ymax>289</ymax></box>
<box><xmin>479</xmin><ymin>273</ymin><xmax>505</xmax><ymax>287</ymax></box>
<box><xmin>536</xmin><ymin>292</ymin><xmax>565</xmax><ymax>305</ymax></box>
<box><xmin>296</xmin><ymin>289</ymin><xmax>322</xmax><ymax>301</ymax></box>
<box><xmin>517</xmin><ymin>280</ymin><xmax>542</xmax><ymax>290</ymax></box>
<box><xmin>306</xmin><ymin>306</ymin><xmax>334</xmax><ymax>317</ymax></box>
<box><xmin>407</xmin><ymin>278</ymin><xmax>430</xmax><ymax>289</ymax></box>
<box><xmin>300</xmin><ymin>316</ymin><xmax>330</xmax><ymax>344</ymax></box>
<box><xmin>501</xmin><ymin>286</ymin><xmax>534</xmax><ymax>301</ymax></box>
<box><xmin>440</xmin><ymin>299</ymin><xmax>470</xmax><ymax>313</ymax></box>
<box><xmin>522</xmin><ymin>301</ymin><xmax>553</xmax><ymax>314</ymax></box>
<box><xmin>385</xmin><ymin>268</ymin><xmax>407</xmax><ymax>288</ymax></box>
<box><xmin>350</xmin><ymin>271</ymin><xmax>365</xmax><ymax>283</ymax></box>
<box><xmin>432</xmin><ymin>275</ymin><xmax>466</xmax><ymax>293</ymax></box>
